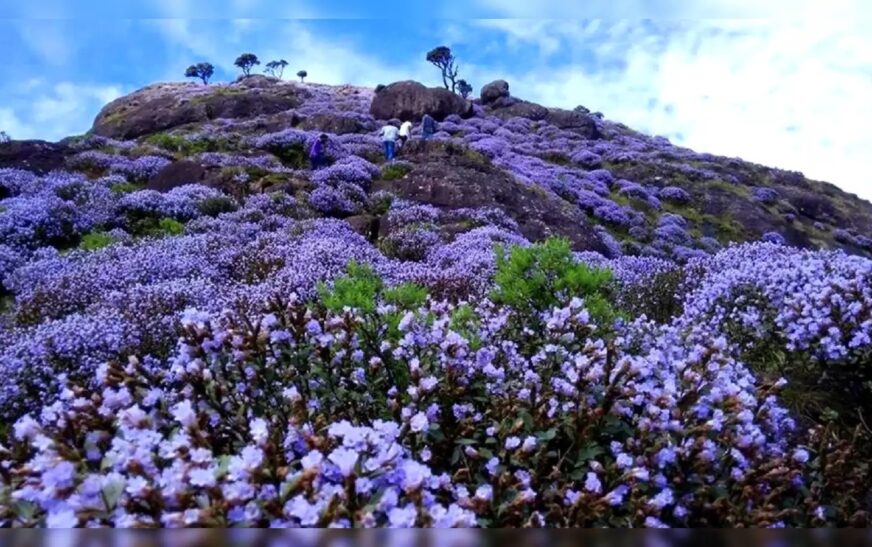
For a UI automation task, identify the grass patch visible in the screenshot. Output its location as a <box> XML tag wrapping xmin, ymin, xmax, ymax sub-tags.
<box><xmin>79</xmin><ymin>231</ymin><xmax>118</xmax><ymax>251</ymax></box>
<box><xmin>110</xmin><ymin>182</ymin><xmax>142</xmax><ymax>195</ymax></box>
<box><xmin>380</xmin><ymin>163</ymin><xmax>413</xmax><ymax>181</ymax></box>
<box><xmin>145</xmin><ymin>132</ymin><xmax>236</xmax><ymax>156</ymax></box>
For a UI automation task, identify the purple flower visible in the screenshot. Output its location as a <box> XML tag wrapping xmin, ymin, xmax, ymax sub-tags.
<box><xmin>387</xmin><ymin>504</ymin><xmax>418</xmax><ymax>527</ymax></box>
<box><xmin>584</xmin><ymin>472</ymin><xmax>602</xmax><ymax>494</ymax></box>
<box><xmin>329</xmin><ymin>447</ymin><xmax>359</xmax><ymax>477</ymax></box>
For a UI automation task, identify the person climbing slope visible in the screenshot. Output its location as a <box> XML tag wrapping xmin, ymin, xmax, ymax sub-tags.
<box><xmin>398</xmin><ymin>119</ymin><xmax>413</xmax><ymax>151</ymax></box>
<box><xmin>379</xmin><ymin>123</ymin><xmax>399</xmax><ymax>161</ymax></box>
<box><xmin>421</xmin><ymin>114</ymin><xmax>436</xmax><ymax>141</ymax></box>
<box><xmin>309</xmin><ymin>134</ymin><xmax>329</xmax><ymax>170</ymax></box>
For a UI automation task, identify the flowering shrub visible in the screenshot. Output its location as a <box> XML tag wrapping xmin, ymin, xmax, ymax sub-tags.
<box><xmin>308</xmin><ymin>184</ymin><xmax>365</xmax><ymax>217</ymax></box>
<box><xmin>570</xmin><ymin>150</ymin><xmax>602</xmax><ymax>169</ymax></box>
<box><xmin>3</xmin><ymin>257</ymin><xmax>863</xmax><ymax>527</ymax></box>
<box><xmin>752</xmin><ymin>187</ymin><xmax>779</xmax><ymax>204</ymax></box>
<box><xmin>658</xmin><ymin>186</ymin><xmax>690</xmax><ymax>204</ymax></box>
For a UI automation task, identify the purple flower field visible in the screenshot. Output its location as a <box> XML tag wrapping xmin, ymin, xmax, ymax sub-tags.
<box><xmin>0</xmin><ymin>77</ymin><xmax>871</xmax><ymax>528</ymax></box>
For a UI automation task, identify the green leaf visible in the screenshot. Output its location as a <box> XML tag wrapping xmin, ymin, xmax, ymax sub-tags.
<box><xmin>102</xmin><ymin>479</ymin><xmax>125</xmax><ymax>510</ymax></box>
<box><xmin>576</xmin><ymin>443</ymin><xmax>605</xmax><ymax>465</ymax></box>
<box><xmin>536</xmin><ymin>428</ymin><xmax>557</xmax><ymax>442</ymax></box>
<box><xmin>12</xmin><ymin>500</ymin><xmax>36</xmax><ymax>520</ymax></box>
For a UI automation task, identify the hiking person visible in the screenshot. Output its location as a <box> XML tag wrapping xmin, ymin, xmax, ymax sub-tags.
<box><xmin>309</xmin><ymin>134</ymin><xmax>329</xmax><ymax>170</ymax></box>
<box><xmin>398</xmin><ymin>120</ymin><xmax>413</xmax><ymax>150</ymax></box>
<box><xmin>379</xmin><ymin>123</ymin><xmax>399</xmax><ymax>161</ymax></box>
<box><xmin>421</xmin><ymin>114</ymin><xmax>436</xmax><ymax>141</ymax></box>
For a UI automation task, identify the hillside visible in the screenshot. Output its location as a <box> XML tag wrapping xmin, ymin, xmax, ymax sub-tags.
<box><xmin>0</xmin><ymin>76</ymin><xmax>870</xmax><ymax>528</ymax></box>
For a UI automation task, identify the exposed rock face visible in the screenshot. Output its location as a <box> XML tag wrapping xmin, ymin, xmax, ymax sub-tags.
<box><xmin>369</xmin><ymin>81</ymin><xmax>473</xmax><ymax>122</ymax></box>
<box><xmin>147</xmin><ymin>160</ymin><xmax>207</xmax><ymax>192</ymax></box>
<box><xmin>483</xmin><ymin>95</ymin><xmax>601</xmax><ymax>138</ymax></box>
<box><xmin>91</xmin><ymin>81</ymin><xmax>306</xmax><ymax>140</ymax></box>
<box><xmin>373</xmin><ymin>141</ymin><xmax>611</xmax><ymax>255</ymax></box>
<box><xmin>480</xmin><ymin>80</ymin><xmax>510</xmax><ymax>104</ymax></box>
<box><xmin>544</xmin><ymin>108</ymin><xmax>602</xmax><ymax>139</ymax></box>
<box><xmin>490</xmin><ymin>100</ymin><xmax>549</xmax><ymax>121</ymax></box>
<box><xmin>298</xmin><ymin>113</ymin><xmax>366</xmax><ymax>135</ymax></box>
<box><xmin>0</xmin><ymin>140</ymin><xmax>73</xmax><ymax>174</ymax></box>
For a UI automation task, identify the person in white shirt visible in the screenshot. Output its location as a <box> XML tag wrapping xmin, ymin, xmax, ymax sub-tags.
<box><xmin>379</xmin><ymin>123</ymin><xmax>400</xmax><ymax>161</ymax></box>
<box><xmin>397</xmin><ymin>120</ymin><xmax>413</xmax><ymax>150</ymax></box>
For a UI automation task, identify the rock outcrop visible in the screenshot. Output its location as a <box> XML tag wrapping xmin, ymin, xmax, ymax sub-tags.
<box><xmin>92</xmin><ymin>81</ymin><xmax>306</xmax><ymax>140</ymax></box>
<box><xmin>373</xmin><ymin>141</ymin><xmax>612</xmax><ymax>255</ymax></box>
<box><xmin>146</xmin><ymin>160</ymin><xmax>208</xmax><ymax>192</ymax></box>
<box><xmin>480</xmin><ymin>80</ymin><xmax>510</xmax><ymax>104</ymax></box>
<box><xmin>0</xmin><ymin>140</ymin><xmax>73</xmax><ymax>174</ymax></box>
<box><xmin>369</xmin><ymin>81</ymin><xmax>473</xmax><ymax>122</ymax></box>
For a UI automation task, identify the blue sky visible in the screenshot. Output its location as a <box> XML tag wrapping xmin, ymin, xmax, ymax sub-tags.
<box><xmin>2</xmin><ymin>0</ymin><xmax>871</xmax><ymax>200</ymax></box>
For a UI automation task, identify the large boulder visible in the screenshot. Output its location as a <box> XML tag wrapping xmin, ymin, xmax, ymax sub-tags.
<box><xmin>146</xmin><ymin>160</ymin><xmax>207</xmax><ymax>192</ymax></box>
<box><xmin>373</xmin><ymin>141</ymin><xmax>611</xmax><ymax>255</ymax></box>
<box><xmin>544</xmin><ymin>108</ymin><xmax>602</xmax><ymax>139</ymax></box>
<box><xmin>0</xmin><ymin>140</ymin><xmax>73</xmax><ymax>174</ymax></box>
<box><xmin>491</xmin><ymin>100</ymin><xmax>549</xmax><ymax>121</ymax></box>
<box><xmin>480</xmin><ymin>80</ymin><xmax>510</xmax><ymax>104</ymax></box>
<box><xmin>298</xmin><ymin>113</ymin><xmax>366</xmax><ymax>135</ymax></box>
<box><xmin>91</xmin><ymin>81</ymin><xmax>306</xmax><ymax>140</ymax></box>
<box><xmin>369</xmin><ymin>81</ymin><xmax>473</xmax><ymax>122</ymax></box>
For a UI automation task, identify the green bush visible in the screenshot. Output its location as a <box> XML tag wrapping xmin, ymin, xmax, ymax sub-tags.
<box><xmin>492</xmin><ymin>238</ymin><xmax>616</xmax><ymax>326</ymax></box>
<box><xmin>110</xmin><ymin>182</ymin><xmax>141</xmax><ymax>195</ymax></box>
<box><xmin>127</xmin><ymin>217</ymin><xmax>186</xmax><ymax>238</ymax></box>
<box><xmin>380</xmin><ymin>163</ymin><xmax>413</xmax><ymax>181</ymax></box>
<box><xmin>317</xmin><ymin>262</ymin><xmax>430</xmax><ymax>390</ymax></box>
<box><xmin>157</xmin><ymin>218</ymin><xmax>185</xmax><ymax>236</ymax></box>
<box><xmin>79</xmin><ymin>231</ymin><xmax>117</xmax><ymax>251</ymax></box>
<box><xmin>145</xmin><ymin>132</ymin><xmax>233</xmax><ymax>156</ymax></box>
<box><xmin>270</xmin><ymin>143</ymin><xmax>308</xmax><ymax>169</ymax></box>
<box><xmin>318</xmin><ymin>261</ymin><xmax>384</xmax><ymax>314</ymax></box>
<box><xmin>197</xmin><ymin>196</ymin><xmax>238</xmax><ymax>217</ymax></box>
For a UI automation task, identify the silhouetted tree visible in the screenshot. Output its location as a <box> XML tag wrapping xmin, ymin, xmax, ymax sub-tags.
<box><xmin>184</xmin><ymin>62</ymin><xmax>215</xmax><ymax>85</ymax></box>
<box><xmin>264</xmin><ymin>59</ymin><xmax>288</xmax><ymax>79</ymax></box>
<box><xmin>297</xmin><ymin>70</ymin><xmax>308</xmax><ymax>82</ymax></box>
<box><xmin>426</xmin><ymin>46</ymin><xmax>460</xmax><ymax>92</ymax></box>
<box><xmin>457</xmin><ymin>79</ymin><xmax>473</xmax><ymax>99</ymax></box>
<box><xmin>0</xmin><ymin>130</ymin><xmax>10</xmax><ymax>144</ymax></box>
<box><xmin>234</xmin><ymin>53</ymin><xmax>260</xmax><ymax>77</ymax></box>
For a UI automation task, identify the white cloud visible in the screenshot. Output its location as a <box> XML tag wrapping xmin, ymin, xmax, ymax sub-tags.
<box><xmin>0</xmin><ymin>81</ymin><xmax>125</xmax><ymax>141</ymax></box>
<box><xmin>470</xmin><ymin>0</ymin><xmax>872</xmax><ymax>22</ymax></box>
<box><xmin>464</xmin><ymin>19</ymin><xmax>872</xmax><ymax>200</ymax></box>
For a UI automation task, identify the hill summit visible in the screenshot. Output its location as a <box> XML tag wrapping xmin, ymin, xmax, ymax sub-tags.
<box><xmin>4</xmin><ymin>75</ymin><xmax>872</xmax><ymax>259</ymax></box>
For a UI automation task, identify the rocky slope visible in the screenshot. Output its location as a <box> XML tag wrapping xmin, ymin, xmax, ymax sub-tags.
<box><xmin>2</xmin><ymin>74</ymin><xmax>859</xmax><ymax>260</ymax></box>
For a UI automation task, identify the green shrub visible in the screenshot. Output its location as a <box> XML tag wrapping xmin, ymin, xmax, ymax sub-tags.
<box><xmin>318</xmin><ymin>261</ymin><xmax>383</xmax><ymax>314</ymax></box>
<box><xmin>157</xmin><ymin>218</ymin><xmax>185</xmax><ymax>236</ymax></box>
<box><xmin>146</xmin><ymin>132</ymin><xmax>233</xmax><ymax>156</ymax></box>
<box><xmin>318</xmin><ymin>262</ymin><xmax>429</xmax><ymax>315</ymax></box>
<box><xmin>492</xmin><ymin>238</ymin><xmax>616</xmax><ymax>326</ymax></box>
<box><xmin>270</xmin><ymin>143</ymin><xmax>308</xmax><ymax>169</ymax></box>
<box><xmin>110</xmin><ymin>182</ymin><xmax>141</xmax><ymax>195</ymax></box>
<box><xmin>79</xmin><ymin>231</ymin><xmax>117</xmax><ymax>251</ymax></box>
<box><xmin>197</xmin><ymin>196</ymin><xmax>238</xmax><ymax>217</ymax></box>
<box><xmin>383</xmin><ymin>283</ymin><xmax>428</xmax><ymax>310</ymax></box>
<box><xmin>380</xmin><ymin>163</ymin><xmax>413</xmax><ymax>181</ymax></box>
<box><xmin>317</xmin><ymin>262</ymin><xmax>430</xmax><ymax>390</ymax></box>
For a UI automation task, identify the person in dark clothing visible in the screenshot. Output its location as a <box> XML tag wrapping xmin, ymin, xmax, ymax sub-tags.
<box><xmin>421</xmin><ymin>114</ymin><xmax>436</xmax><ymax>140</ymax></box>
<box><xmin>309</xmin><ymin>134</ymin><xmax>329</xmax><ymax>169</ymax></box>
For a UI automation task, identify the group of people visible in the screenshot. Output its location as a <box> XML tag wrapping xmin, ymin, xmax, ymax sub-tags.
<box><xmin>308</xmin><ymin>114</ymin><xmax>437</xmax><ymax>169</ymax></box>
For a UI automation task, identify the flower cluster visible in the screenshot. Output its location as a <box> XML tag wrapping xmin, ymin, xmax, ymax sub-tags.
<box><xmin>2</xmin><ymin>289</ymin><xmax>832</xmax><ymax>528</ymax></box>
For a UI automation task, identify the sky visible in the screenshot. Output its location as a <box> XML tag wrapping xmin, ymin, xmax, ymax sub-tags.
<box><xmin>2</xmin><ymin>1</ymin><xmax>871</xmax><ymax>201</ymax></box>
